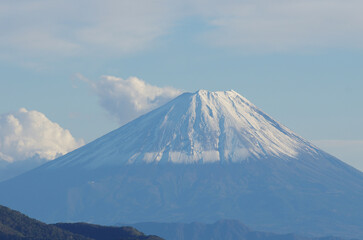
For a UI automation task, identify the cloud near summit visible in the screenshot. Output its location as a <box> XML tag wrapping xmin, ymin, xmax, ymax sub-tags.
<box><xmin>0</xmin><ymin>108</ymin><xmax>84</xmax><ymax>162</ymax></box>
<box><xmin>80</xmin><ymin>75</ymin><xmax>182</xmax><ymax>124</ymax></box>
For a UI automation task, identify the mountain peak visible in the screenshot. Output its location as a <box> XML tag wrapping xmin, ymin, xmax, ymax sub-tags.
<box><xmin>195</xmin><ymin>89</ymin><xmax>242</xmax><ymax>97</ymax></box>
<box><xmin>193</xmin><ymin>89</ymin><xmax>253</xmax><ymax>108</ymax></box>
<box><xmin>47</xmin><ymin>90</ymin><xmax>318</xmax><ymax>168</ymax></box>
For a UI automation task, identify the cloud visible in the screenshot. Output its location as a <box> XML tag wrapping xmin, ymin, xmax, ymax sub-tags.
<box><xmin>1</xmin><ymin>0</ymin><xmax>363</xmax><ymax>62</ymax></box>
<box><xmin>0</xmin><ymin>0</ymin><xmax>181</xmax><ymax>57</ymax></box>
<box><xmin>2</xmin><ymin>0</ymin><xmax>363</xmax><ymax>59</ymax></box>
<box><xmin>0</xmin><ymin>108</ymin><xmax>84</xmax><ymax>163</ymax></box>
<box><xmin>80</xmin><ymin>75</ymin><xmax>182</xmax><ymax>124</ymax></box>
<box><xmin>192</xmin><ymin>0</ymin><xmax>363</xmax><ymax>51</ymax></box>
<box><xmin>313</xmin><ymin>140</ymin><xmax>363</xmax><ymax>172</ymax></box>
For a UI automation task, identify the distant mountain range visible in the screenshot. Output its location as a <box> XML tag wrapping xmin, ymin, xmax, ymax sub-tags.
<box><xmin>0</xmin><ymin>204</ymin><xmax>162</xmax><ymax>240</ymax></box>
<box><xmin>131</xmin><ymin>220</ymin><xmax>352</xmax><ymax>240</ymax></box>
<box><xmin>1</xmin><ymin>90</ymin><xmax>362</xmax><ymax>238</ymax></box>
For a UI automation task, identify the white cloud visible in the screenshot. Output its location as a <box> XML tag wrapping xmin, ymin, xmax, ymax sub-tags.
<box><xmin>80</xmin><ymin>75</ymin><xmax>182</xmax><ymax>124</ymax></box>
<box><xmin>0</xmin><ymin>0</ymin><xmax>181</xmax><ymax>57</ymax></box>
<box><xmin>2</xmin><ymin>0</ymin><xmax>363</xmax><ymax>58</ymax></box>
<box><xmin>188</xmin><ymin>0</ymin><xmax>363</xmax><ymax>51</ymax></box>
<box><xmin>313</xmin><ymin>140</ymin><xmax>363</xmax><ymax>172</ymax></box>
<box><xmin>0</xmin><ymin>108</ymin><xmax>84</xmax><ymax>163</ymax></box>
<box><xmin>192</xmin><ymin>0</ymin><xmax>363</xmax><ymax>51</ymax></box>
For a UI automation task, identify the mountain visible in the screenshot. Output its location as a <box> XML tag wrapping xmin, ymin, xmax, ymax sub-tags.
<box><xmin>0</xmin><ymin>90</ymin><xmax>362</xmax><ymax>238</ymax></box>
<box><xmin>130</xmin><ymin>220</ymin><xmax>349</xmax><ymax>240</ymax></box>
<box><xmin>0</xmin><ymin>158</ymin><xmax>46</xmax><ymax>182</ymax></box>
<box><xmin>0</xmin><ymin>204</ymin><xmax>163</xmax><ymax>240</ymax></box>
<box><xmin>42</xmin><ymin>90</ymin><xmax>319</xmax><ymax>167</ymax></box>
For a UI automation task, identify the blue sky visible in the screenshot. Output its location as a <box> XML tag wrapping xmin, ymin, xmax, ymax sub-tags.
<box><xmin>0</xmin><ymin>0</ymin><xmax>363</xmax><ymax>170</ymax></box>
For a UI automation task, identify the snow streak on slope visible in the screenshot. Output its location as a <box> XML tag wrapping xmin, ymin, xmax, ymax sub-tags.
<box><xmin>47</xmin><ymin>90</ymin><xmax>319</xmax><ymax>168</ymax></box>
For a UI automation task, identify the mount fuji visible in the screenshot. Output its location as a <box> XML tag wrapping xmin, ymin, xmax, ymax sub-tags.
<box><xmin>45</xmin><ymin>90</ymin><xmax>319</xmax><ymax>167</ymax></box>
<box><xmin>0</xmin><ymin>90</ymin><xmax>362</xmax><ymax>238</ymax></box>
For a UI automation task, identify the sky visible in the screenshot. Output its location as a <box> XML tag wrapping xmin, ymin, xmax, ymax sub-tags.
<box><xmin>0</xmin><ymin>0</ymin><xmax>363</xmax><ymax>171</ymax></box>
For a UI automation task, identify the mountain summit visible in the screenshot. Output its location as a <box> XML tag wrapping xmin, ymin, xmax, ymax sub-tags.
<box><xmin>1</xmin><ymin>90</ymin><xmax>363</xmax><ymax>239</ymax></box>
<box><xmin>48</xmin><ymin>90</ymin><xmax>317</xmax><ymax>168</ymax></box>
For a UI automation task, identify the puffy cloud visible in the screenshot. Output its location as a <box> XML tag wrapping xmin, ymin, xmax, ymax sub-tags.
<box><xmin>81</xmin><ymin>75</ymin><xmax>182</xmax><ymax>124</ymax></box>
<box><xmin>0</xmin><ymin>108</ymin><xmax>84</xmax><ymax>163</ymax></box>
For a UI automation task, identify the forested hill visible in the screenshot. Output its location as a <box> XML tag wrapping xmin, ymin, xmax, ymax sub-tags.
<box><xmin>54</xmin><ymin>223</ymin><xmax>163</xmax><ymax>240</ymax></box>
<box><xmin>0</xmin><ymin>205</ymin><xmax>163</xmax><ymax>240</ymax></box>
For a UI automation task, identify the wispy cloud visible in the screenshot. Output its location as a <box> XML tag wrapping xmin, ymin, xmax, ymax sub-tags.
<box><xmin>193</xmin><ymin>0</ymin><xmax>363</xmax><ymax>52</ymax></box>
<box><xmin>0</xmin><ymin>108</ymin><xmax>84</xmax><ymax>162</ymax></box>
<box><xmin>0</xmin><ymin>0</ymin><xmax>181</xmax><ymax>57</ymax></box>
<box><xmin>79</xmin><ymin>74</ymin><xmax>182</xmax><ymax>124</ymax></box>
<box><xmin>2</xmin><ymin>0</ymin><xmax>363</xmax><ymax>59</ymax></box>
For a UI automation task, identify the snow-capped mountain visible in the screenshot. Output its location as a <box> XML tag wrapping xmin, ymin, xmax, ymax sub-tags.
<box><xmin>1</xmin><ymin>90</ymin><xmax>363</xmax><ymax>239</ymax></box>
<box><xmin>47</xmin><ymin>90</ymin><xmax>318</xmax><ymax>169</ymax></box>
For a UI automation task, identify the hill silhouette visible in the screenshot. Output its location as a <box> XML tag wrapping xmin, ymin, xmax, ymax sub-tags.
<box><xmin>0</xmin><ymin>205</ymin><xmax>163</xmax><ymax>240</ymax></box>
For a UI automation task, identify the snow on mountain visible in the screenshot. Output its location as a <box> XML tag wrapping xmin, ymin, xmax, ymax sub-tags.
<box><xmin>47</xmin><ymin>90</ymin><xmax>319</xmax><ymax>169</ymax></box>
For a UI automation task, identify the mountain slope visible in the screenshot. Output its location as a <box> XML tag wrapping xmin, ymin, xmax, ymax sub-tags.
<box><xmin>0</xmin><ymin>90</ymin><xmax>362</xmax><ymax>238</ymax></box>
<box><xmin>0</xmin><ymin>158</ymin><xmax>46</xmax><ymax>182</ymax></box>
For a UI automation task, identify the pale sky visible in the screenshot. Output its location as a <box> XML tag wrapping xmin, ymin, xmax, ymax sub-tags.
<box><xmin>0</xmin><ymin>0</ymin><xmax>362</xmax><ymax>171</ymax></box>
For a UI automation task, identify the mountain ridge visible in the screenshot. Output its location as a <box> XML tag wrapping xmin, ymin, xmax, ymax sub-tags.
<box><xmin>130</xmin><ymin>220</ymin><xmax>354</xmax><ymax>240</ymax></box>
